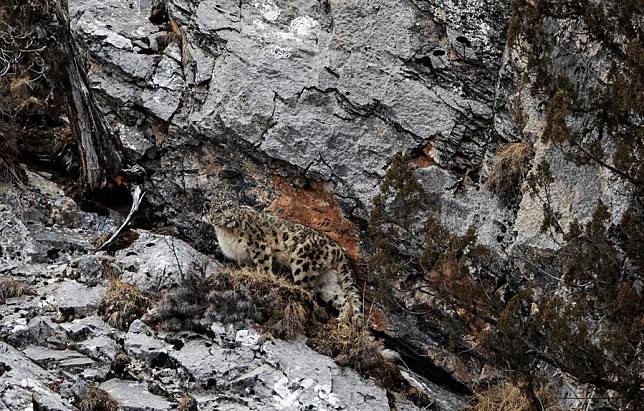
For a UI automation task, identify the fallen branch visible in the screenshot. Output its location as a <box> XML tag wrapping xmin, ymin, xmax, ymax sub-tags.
<box><xmin>97</xmin><ymin>185</ymin><xmax>144</xmax><ymax>251</ymax></box>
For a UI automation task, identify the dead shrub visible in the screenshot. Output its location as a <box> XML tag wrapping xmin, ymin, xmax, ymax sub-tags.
<box><xmin>468</xmin><ymin>381</ymin><xmax>562</xmax><ymax>411</ymax></box>
<box><xmin>310</xmin><ymin>321</ymin><xmax>383</xmax><ymax>372</ymax></box>
<box><xmin>0</xmin><ymin>276</ymin><xmax>33</xmax><ymax>303</ymax></box>
<box><xmin>101</xmin><ymin>260</ymin><xmax>120</xmax><ymax>281</ymax></box>
<box><xmin>112</xmin><ymin>351</ymin><xmax>130</xmax><ymax>375</ymax></box>
<box><xmin>223</xmin><ymin>268</ymin><xmax>322</xmax><ymax>339</ymax></box>
<box><xmin>78</xmin><ymin>387</ymin><xmax>118</xmax><ymax>411</ymax></box>
<box><xmin>99</xmin><ymin>280</ymin><xmax>150</xmax><ymax>330</ymax></box>
<box><xmin>266</xmin><ymin>300</ymin><xmax>307</xmax><ymax>340</ymax></box>
<box><xmin>143</xmin><ymin>277</ymin><xmax>212</xmax><ymax>332</ymax></box>
<box><xmin>485</xmin><ymin>142</ymin><xmax>535</xmax><ymax>206</ymax></box>
<box><xmin>144</xmin><ymin>267</ymin><xmax>324</xmax><ymax>339</ymax></box>
<box><xmin>8</xmin><ymin>75</ymin><xmax>31</xmax><ymax>97</ymax></box>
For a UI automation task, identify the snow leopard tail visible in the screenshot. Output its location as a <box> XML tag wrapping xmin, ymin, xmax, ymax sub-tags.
<box><xmin>336</xmin><ymin>257</ymin><xmax>401</xmax><ymax>363</ymax></box>
<box><xmin>336</xmin><ymin>256</ymin><xmax>363</xmax><ymax>322</ymax></box>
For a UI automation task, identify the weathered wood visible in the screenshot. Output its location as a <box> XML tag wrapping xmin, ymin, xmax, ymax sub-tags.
<box><xmin>52</xmin><ymin>1</ymin><xmax>124</xmax><ymax>192</ymax></box>
<box><xmin>98</xmin><ymin>185</ymin><xmax>145</xmax><ymax>251</ymax></box>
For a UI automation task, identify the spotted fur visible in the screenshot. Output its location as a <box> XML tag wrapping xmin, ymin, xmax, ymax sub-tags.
<box><xmin>202</xmin><ymin>204</ymin><xmax>362</xmax><ymax>322</ymax></box>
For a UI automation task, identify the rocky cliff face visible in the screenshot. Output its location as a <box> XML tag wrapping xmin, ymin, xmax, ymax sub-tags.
<box><xmin>1</xmin><ymin>0</ymin><xmax>641</xmax><ymax>410</ymax></box>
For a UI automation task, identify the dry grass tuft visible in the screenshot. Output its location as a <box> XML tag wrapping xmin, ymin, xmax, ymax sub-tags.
<box><xmin>268</xmin><ymin>300</ymin><xmax>307</xmax><ymax>340</ymax></box>
<box><xmin>468</xmin><ymin>381</ymin><xmax>562</xmax><ymax>411</ymax></box>
<box><xmin>78</xmin><ymin>387</ymin><xmax>118</xmax><ymax>411</ymax></box>
<box><xmin>177</xmin><ymin>394</ymin><xmax>196</xmax><ymax>411</ymax></box>
<box><xmin>0</xmin><ymin>276</ymin><xmax>34</xmax><ymax>303</ymax></box>
<box><xmin>8</xmin><ymin>75</ymin><xmax>31</xmax><ymax>98</ymax></box>
<box><xmin>99</xmin><ymin>280</ymin><xmax>150</xmax><ymax>330</ymax></box>
<box><xmin>485</xmin><ymin>142</ymin><xmax>534</xmax><ymax>206</ymax></box>
<box><xmin>226</xmin><ymin>267</ymin><xmax>311</xmax><ymax>299</ymax></box>
<box><xmin>143</xmin><ymin>277</ymin><xmax>212</xmax><ymax>332</ymax></box>
<box><xmin>311</xmin><ymin>321</ymin><xmax>383</xmax><ymax>372</ymax></box>
<box><xmin>101</xmin><ymin>260</ymin><xmax>120</xmax><ymax>281</ymax></box>
<box><xmin>225</xmin><ymin>268</ymin><xmax>322</xmax><ymax>338</ymax></box>
<box><xmin>112</xmin><ymin>351</ymin><xmax>130</xmax><ymax>375</ymax></box>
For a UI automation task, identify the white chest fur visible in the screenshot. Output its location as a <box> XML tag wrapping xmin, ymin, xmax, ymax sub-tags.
<box><xmin>215</xmin><ymin>227</ymin><xmax>251</xmax><ymax>263</ymax></box>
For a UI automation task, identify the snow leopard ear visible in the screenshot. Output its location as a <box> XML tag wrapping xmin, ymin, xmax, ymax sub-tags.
<box><xmin>202</xmin><ymin>201</ymin><xmax>212</xmax><ymax>215</ymax></box>
<box><xmin>201</xmin><ymin>201</ymin><xmax>213</xmax><ymax>224</ymax></box>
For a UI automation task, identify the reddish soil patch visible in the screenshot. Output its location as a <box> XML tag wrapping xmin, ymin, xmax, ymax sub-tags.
<box><xmin>268</xmin><ymin>177</ymin><xmax>359</xmax><ymax>260</ymax></box>
<box><xmin>409</xmin><ymin>143</ymin><xmax>436</xmax><ymax>169</ymax></box>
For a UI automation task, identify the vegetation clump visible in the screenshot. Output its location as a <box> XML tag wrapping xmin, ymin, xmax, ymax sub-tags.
<box><xmin>468</xmin><ymin>381</ymin><xmax>561</xmax><ymax>411</ymax></box>
<box><xmin>111</xmin><ymin>351</ymin><xmax>131</xmax><ymax>376</ymax></box>
<box><xmin>310</xmin><ymin>321</ymin><xmax>385</xmax><ymax>373</ymax></box>
<box><xmin>177</xmin><ymin>394</ymin><xmax>197</xmax><ymax>411</ymax></box>
<box><xmin>78</xmin><ymin>387</ymin><xmax>118</xmax><ymax>411</ymax></box>
<box><xmin>0</xmin><ymin>276</ymin><xmax>34</xmax><ymax>303</ymax></box>
<box><xmin>368</xmin><ymin>152</ymin><xmax>432</xmax><ymax>291</ymax></box>
<box><xmin>0</xmin><ymin>1</ymin><xmax>70</xmax><ymax>184</ymax></box>
<box><xmin>417</xmin><ymin>202</ymin><xmax>643</xmax><ymax>409</ymax></box>
<box><xmin>99</xmin><ymin>280</ymin><xmax>150</xmax><ymax>330</ymax></box>
<box><xmin>505</xmin><ymin>21</ymin><xmax>643</xmax><ymax>405</ymax></box>
<box><xmin>144</xmin><ymin>268</ymin><xmax>324</xmax><ymax>339</ymax></box>
<box><xmin>485</xmin><ymin>142</ymin><xmax>535</xmax><ymax>206</ymax></box>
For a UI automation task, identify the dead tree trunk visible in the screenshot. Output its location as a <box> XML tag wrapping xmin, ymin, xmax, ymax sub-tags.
<box><xmin>52</xmin><ymin>1</ymin><xmax>124</xmax><ymax>193</ymax></box>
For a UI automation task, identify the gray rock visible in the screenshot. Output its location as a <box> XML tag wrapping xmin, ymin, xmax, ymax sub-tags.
<box><xmin>0</xmin><ymin>210</ymin><xmax>35</xmax><ymax>270</ymax></box>
<box><xmin>140</xmin><ymin>43</ymin><xmax>185</xmax><ymax>121</ymax></box>
<box><xmin>0</xmin><ymin>342</ymin><xmax>71</xmax><ymax>410</ymax></box>
<box><xmin>168</xmin><ymin>337</ymin><xmax>255</xmax><ymax>386</ymax></box>
<box><xmin>59</xmin><ymin>377</ymin><xmax>90</xmax><ymax>402</ymax></box>
<box><xmin>23</xmin><ymin>346</ymin><xmax>95</xmax><ymax>371</ymax></box>
<box><xmin>0</xmin><ymin>294</ymin><xmax>50</xmax><ymax>347</ymax></box>
<box><xmin>116</xmin><ymin>231</ymin><xmax>219</xmax><ymax>292</ymax></box>
<box><xmin>125</xmin><ymin>320</ymin><xmax>171</xmax><ymax>363</ymax></box>
<box><xmin>77</xmin><ymin>255</ymin><xmax>104</xmax><ymax>286</ymax></box>
<box><xmin>417</xmin><ymin>166</ymin><xmax>515</xmax><ymax>250</ymax></box>
<box><xmin>1</xmin><ymin>315</ymin><xmax>66</xmax><ymax>349</ymax></box>
<box><xmin>60</xmin><ymin>315</ymin><xmax>114</xmax><ymax>341</ymax></box>
<box><xmin>77</xmin><ymin>336</ymin><xmax>119</xmax><ymax>362</ymax></box>
<box><xmin>513</xmin><ymin>141</ymin><xmax>631</xmax><ymax>250</ymax></box>
<box><xmin>260</xmin><ymin>340</ymin><xmax>390</xmax><ymax>411</ymax></box>
<box><xmin>47</xmin><ymin>280</ymin><xmax>105</xmax><ymax>319</ymax></box>
<box><xmin>399</xmin><ymin>369</ymin><xmax>466</xmax><ymax>410</ymax></box>
<box><xmin>99</xmin><ymin>379</ymin><xmax>172</xmax><ymax>411</ymax></box>
<box><xmin>81</xmin><ymin>365</ymin><xmax>111</xmax><ymax>382</ymax></box>
<box><xmin>29</xmin><ymin>226</ymin><xmax>91</xmax><ymax>263</ymax></box>
<box><xmin>31</xmin><ymin>393</ymin><xmax>75</xmax><ymax>411</ymax></box>
<box><xmin>191</xmin><ymin>393</ymin><xmax>252</xmax><ymax>411</ymax></box>
<box><xmin>69</xmin><ymin>0</ymin><xmax>506</xmax><ymax>210</ymax></box>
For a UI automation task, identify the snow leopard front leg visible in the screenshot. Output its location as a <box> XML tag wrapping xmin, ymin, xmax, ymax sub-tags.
<box><xmin>248</xmin><ymin>240</ymin><xmax>274</xmax><ymax>272</ymax></box>
<box><xmin>289</xmin><ymin>248</ymin><xmax>317</xmax><ymax>292</ymax></box>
